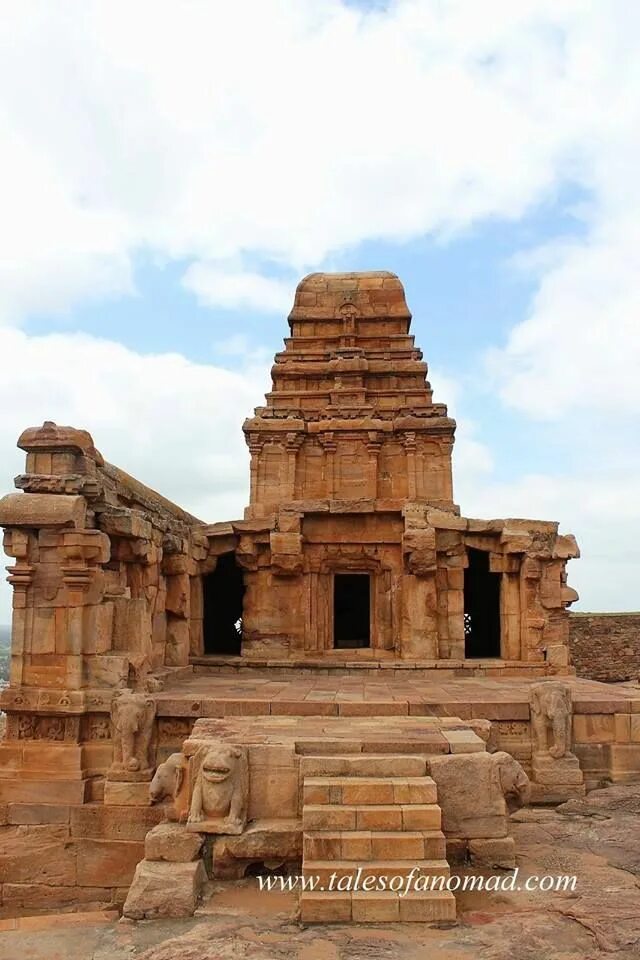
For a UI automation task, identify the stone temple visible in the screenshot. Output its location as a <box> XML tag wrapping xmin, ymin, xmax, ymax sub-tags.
<box><xmin>1</xmin><ymin>271</ymin><xmax>639</xmax><ymax>923</ymax></box>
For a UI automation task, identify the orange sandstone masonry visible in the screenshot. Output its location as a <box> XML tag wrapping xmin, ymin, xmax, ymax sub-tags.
<box><xmin>0</xmin><ymin>271</ymin><xmax>638</xmax><ymax>921</ymax></box>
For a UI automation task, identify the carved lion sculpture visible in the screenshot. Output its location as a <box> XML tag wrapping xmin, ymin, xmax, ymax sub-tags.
<box><xmin>149</xmin><ymin>752</ymin><xmax>186</xmax><ymax>818</ymax></box>
<box><xmin>530</xmin><ymin>681</ymin><xmax>573</xmax><ymax>759</ymax></box>
<box><xmin>188</xmin><ymin>743</ymin><xmax>249</xmax><ymax>835</ymax></box>
<box><xmin>110</xmin><ymin>688</ymin><xmax>156</xmax><ymax>777</ymax></box>
<box><xmin>492</xmin><ymin>750</ymin><xmax>531</xmax><ymax>812</ymax></box>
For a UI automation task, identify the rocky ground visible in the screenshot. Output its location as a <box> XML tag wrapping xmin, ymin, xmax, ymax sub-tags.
<box><xmin>2</xmin><ymin>782</ymin><xmax>640</xmax><ymax>960</ymax></box>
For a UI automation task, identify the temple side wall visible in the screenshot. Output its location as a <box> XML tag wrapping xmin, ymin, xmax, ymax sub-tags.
<box><xmin>0</xmin><ymin>424</ymin><xmax>211</xmax><ymax>810</ymax></box>
<box><xmin>0</xmin><ymin>425</ymin><xmax>208</xmax><ymax>698</ymax></box>
<box><xmin>569</xmin><ymin>612</ymin><xmax>640</xmax><ymax>681</ymax></box>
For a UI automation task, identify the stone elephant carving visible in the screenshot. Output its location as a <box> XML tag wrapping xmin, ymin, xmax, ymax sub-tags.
<box><xmin>149</xmin><ymin>752</ymin><xmax>186</xmax><ymax>814</ymax></box>
<box><xmin>187</xmin><ymin>742</ymin><xmax>249</xmax><ymax>835</ymax></box>
<box><xmin>492</xmin><ymin>750</ymin><xmax>531</xmax><ymax>811</ymax></box>
<box><xmin>530</xmin><ymin>681</ymin><xmax>573</xmax><ymax>759</ymax></box>
<box><xmin>109</xmin><ymin>688</ymin><xmax>156</xmax><ymax>778</ymax></box>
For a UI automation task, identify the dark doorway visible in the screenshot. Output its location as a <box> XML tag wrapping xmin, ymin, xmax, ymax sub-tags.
<box><xmin>464</xmin><ymin>548</ymin><xmax>501</xmax><ymax>658</ymax></box>
<box><xmin>333</xmin><ymin>573</ymin><xmax>370</xmax><ymax>649</ymax></box>
<box><xmin>203</xmin><ymin>552</ymin><xmax>245</xmax><ymax>655</ymax></box>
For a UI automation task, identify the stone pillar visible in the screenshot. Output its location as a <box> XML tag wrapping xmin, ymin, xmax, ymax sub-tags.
<box><xmin>285</xmin><ymin>432</ymin><xmax>303</xmax><ymax>500</ymax></box>
<box><xmin>403</xmin><ymin>432</ymin><xmax>417</xmax><ymax>499</ymax></box>
<box><xmin>374</xmin><ymin>567</ymin><xmax>394</xmax><ymax>652</ymax></box>
<box><xmin>189</xmin><ymin>574</ymin><xmax>204</xmax><ymax>657</ymax></box>
<box><xmin>500</xmin><ymin>569</ymin><xmax>522</xmax><ymax>660</ymax></box>
<box><xmin>436</xmin><ymin>540</ymin><xmax>466</xmax><ymax>661</ymax></box>
<box><xmin>401</xmin><ymin>519</ymin><xmax>438</xmax><ymax>658</ymax></box>
<box><xmin>488</xmin><ymin>552</ymin><xmax>521</xmax><ymax>661</ymax></box>
<box><xmin>59</xmin><ymin>530</ymin><xmax>111</xmax><ymax>688</ymax></box>
<box><xmin>366</xmin><ymin>432</ymin><xmax>382</xmax><ymax>500</ymax></box>
<box><xmin>247</xmin><ymin>438</ymin><xmax>262</xmax><ymax>505</ymax></box>
<box><xmin>3</xmin><ymin>529</ymin><xmax>35</xmax><ymax>687</ymax></box>
<box><xmin>319</xmin><ymin>432</ymin><xmax>336</xmax><ymax>499</ymax></box>
<box><xmin>163</xmin><ymin>552</ymin><xmax>194</xmax><ymax>668</ymax></box>
<box><xmin>520</xmin><ymin>557</ymin><xmax>545</xmax><ymax>662</ymax></box>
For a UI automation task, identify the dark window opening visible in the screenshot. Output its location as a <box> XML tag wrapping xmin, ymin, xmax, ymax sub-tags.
<box><xmin>333</xmin><ymin>573</ymin><xmax>370</xmax><ymax>649</ymax></box>
<box><xmin>464</xmin><ymin>548</ymin><xmax>501</xmax><ymax>658</ymax></box>
<box><xmin>203</xmin><ymin>552</ymin><xmax>245</xmax><ymax>655</ymax></box>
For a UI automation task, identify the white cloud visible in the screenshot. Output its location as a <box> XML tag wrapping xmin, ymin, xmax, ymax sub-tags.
<box><xmin>489</xmin><ymin>213</ymin><xmax>640</xmax><ymax>417</ymax></box>
<box><xmin>183</xmin><ymin>263</ymin><xmax>293</xmax><ymax>314</ymax></box>
<box><xmin>431</xmin><ymin>365</ymin><xmax>640</xmax><ymax>611</ymax></box>
<box><xmin>0</xmin><ymin>0</ymin><xmax>636</xmax><ymax>334</ymax></box>
<box><xmin>0</xmin><ymin>327</ymin><xmax>271</xmax><ymax>621</ymax></box>
<box><xmin>455</xmin><ymin>468</ymin><xmax>640</xmax><ymax>613</ymax></box>
<box><xmin>0</xmin><ymin>1</ymin><xmax>639</xmax><ymax>615</ymax></box>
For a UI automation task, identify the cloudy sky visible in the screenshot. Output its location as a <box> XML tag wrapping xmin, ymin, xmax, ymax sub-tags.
<box><xmin>1</xmin><ymin>0</ymin><xmax>639</xmax><ymax>621</ymax></box>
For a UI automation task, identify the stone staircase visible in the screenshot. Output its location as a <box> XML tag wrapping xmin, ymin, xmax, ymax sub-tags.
<box><xmin>300</xmin><ymin>754</ymin><xmax>455</xmax><ymax>923</ymax></box>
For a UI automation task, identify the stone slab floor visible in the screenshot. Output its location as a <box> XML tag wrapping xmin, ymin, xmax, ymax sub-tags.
<box><xmin>2</xmin><ymin>782</ymin><xmax>640</xmax><ymax>960</ymax></box>
<box><xmin>156</xmin><ymin>673</ymin><xmax>640</xmax><ymax>717</ymax></box>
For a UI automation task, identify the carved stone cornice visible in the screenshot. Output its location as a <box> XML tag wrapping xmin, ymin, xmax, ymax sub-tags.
<box><xmin>14</xmin><ymin>474</ymin><xmax>102</xmax><ymax>497</ymax></box>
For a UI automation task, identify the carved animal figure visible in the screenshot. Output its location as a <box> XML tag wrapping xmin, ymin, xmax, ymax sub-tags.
<box><xmin>530</xmin><ymin>681</ymin><xmax>573</xmax><ymax>759</ymax></box>
<box><xmin>149</xmin><ymin>752</ymin><xmax>185</xmax><ymax>805</ymax></box>
<box><xmin>110</xmin><ymin>689</ymin><xmax>156</xmax><ymax>774</ymax></box>
<box><xmin>188</xmin><ymin>743</ymin><xmax>248</xmax><ymax>835</ymax></box>
<box><xmin>492</xmin><ymin>750</ymin><xmax>531</xmax><ymax>811</ymax></box>
<box><xmin>468</xmin><ymin>718</ymin><xmax>499</xmax><ymax>753</ymax></box>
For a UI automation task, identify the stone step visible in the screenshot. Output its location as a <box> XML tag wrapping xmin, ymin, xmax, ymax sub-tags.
<box><xmin>302</xmin><ymin>859</ymin><xmax>451</xmax><ymax>885</ymax></box>
<box><xmin>328</xmin><ymin>803</ymin><xmax>441</xmax><ymax>833</ymax></box>
<box><xmin>303</xmin><ymin>776</ymin><xmax>437</xmax><ymax>806</ymax></box>
<box><xmin>302</xmin><ymin>823</ymin><xmax>446</xmax><ymax>860</ymax></box>
<box><xmin>302</xmin><ymin>799</ymin><xmax>444</xmax><ymax>834</ymax></box>
<box><xmin>300</xmin><ymin>754</ymin><xmax>428</xmax><ymax>778</ymax></box>
<box><xmin>300</xmin><ymin>889</ymin><xmax>456</xmax><ymax>923</ymax></box>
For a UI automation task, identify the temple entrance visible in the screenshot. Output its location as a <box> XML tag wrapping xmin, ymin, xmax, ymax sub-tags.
<box><xmin>464</xmin><ymin>548</ymin><xmax>501</xmax><ymax>658</ymax></box>
<box><xmin>333</xmin><ymin>573</ymin><xmax>370</xmax><ymax>649</ymax></box>
<box><xmin>203</xmin><ymin>552</ymin><xmax>245</xmax><ymax>655</ymax></box>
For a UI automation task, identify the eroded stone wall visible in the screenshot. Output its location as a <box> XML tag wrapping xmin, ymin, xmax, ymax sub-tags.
<box><xmin>569</xmin><ymin>612</ymin><xmax>640</xmax><ymax>681</ymax></box>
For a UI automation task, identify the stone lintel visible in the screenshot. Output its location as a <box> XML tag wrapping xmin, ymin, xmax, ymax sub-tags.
<box><xmin>0</xmin><ymin>492</ymin><xmax>87</xmax><ymax>530</ymax></box>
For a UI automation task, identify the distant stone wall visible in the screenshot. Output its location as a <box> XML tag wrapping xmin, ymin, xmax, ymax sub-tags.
<box><xmin>569</xmin><ymin>612</ymin><xmax>640</xmax><ymax>681</ymax></box>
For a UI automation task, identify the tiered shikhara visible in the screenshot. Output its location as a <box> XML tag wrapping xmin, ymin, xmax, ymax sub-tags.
<box><xmin>233</xmin><ymin>271</ymin><xmax>579</xmax><ymax>664</ymax></box>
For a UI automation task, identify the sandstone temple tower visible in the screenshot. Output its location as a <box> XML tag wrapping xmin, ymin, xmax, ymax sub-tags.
<box><xmin>205</xmin><ymin>271</ymin><xmax>579</xmax><ymax>668</ymax></box>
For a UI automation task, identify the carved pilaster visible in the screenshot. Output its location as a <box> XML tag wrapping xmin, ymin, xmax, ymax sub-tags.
<box><xmin>366</xmin><ymin>431</ymin><xmax>382</xmax><ymax>500</ymax></box>
<box><xmin>246</xmin><ymin>437</ymin><xmax>264</xmax><ymax>504</ymax></box>
<box><xmin>284</xmin><ymin>432</ymin><xmax>303</xmax><ymax>500</ymax></box>
<box><xmin>403</xmin><ymin>432</ymin><xmax>417</xmax><ymax>499</ymax></box>
<box><xmin>318</xmin><ymin>432</ymin><xmax>337</xmax><ymax>499</ymax></box>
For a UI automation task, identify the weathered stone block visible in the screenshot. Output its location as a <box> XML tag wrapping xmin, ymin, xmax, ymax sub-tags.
<box><xmin>428</xmin><ymin>753</ymin><xmax>509</xmax><ymax>839</ymax></box>
<box><xmin>0</xmin><ymin>824</ymin><xmax>76</xmax><ymax>886</ymax></box>
<box><xmin>104</xmin><ymin>780</ymin><xmax>152</xmax><ymax>806</ymax></box>
<box><xmin>468</xmin><ymin>836</ymin><xmax>516</xmax><ymax>869</ymax></box>
<box><xmin>145</xmin><ymin>822</ymin><xmax>204</xmax><ymax>862</ymax></box>
<box><xmin>122</xmin><ymin>859</ymin><xmax>206</xmax><ymax>919</ymax></box>
<box><xmin>76</xmin><ymin>838</ymin><xmax>145</xmax><ymax>887</ymax></box>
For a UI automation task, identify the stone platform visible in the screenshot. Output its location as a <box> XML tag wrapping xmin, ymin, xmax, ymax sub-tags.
<box><xmin>157</xmin><ymin>665</ymin><xmax>640</xmax><ymax>721</ymax></box>
<box><xmin>151</xmin><ymin>668</ymin><xmax>640</xmax><ymax>791</ymax></box>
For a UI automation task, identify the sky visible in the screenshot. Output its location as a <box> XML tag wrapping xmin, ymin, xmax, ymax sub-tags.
<box><xmin>1</xmin><ymin>0</ymin><xmax>639</xmax><ymax>622</ymax></box>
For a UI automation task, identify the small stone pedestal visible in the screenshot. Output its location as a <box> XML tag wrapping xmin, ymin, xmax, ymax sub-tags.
<box><xmin>104</xmin><ymin>777</ymin><xmax>152</xmax><ymax>806</ymax></box>
<box><xmin>123</xmin><ymin>823</ymin><xmax>206</xmax><ymax>920</ymax></box>
<box><xmin>530</xmin><ymin>752</ymin><xmax>586</xmax><ymax>804</ymax></box>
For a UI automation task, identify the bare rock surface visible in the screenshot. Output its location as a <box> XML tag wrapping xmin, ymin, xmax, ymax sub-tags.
<box><xmin>2</xmin><ymin>783</ymin><xmax>640</xmax><ymax>960</ymax></box>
